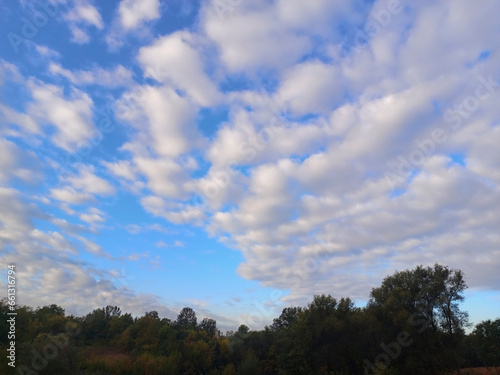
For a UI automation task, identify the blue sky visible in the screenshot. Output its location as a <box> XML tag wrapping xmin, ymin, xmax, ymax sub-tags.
<box><xmin>1</xmin><ymin>0</ymin><xmax>499</xmax><ymax>331</ymax></box>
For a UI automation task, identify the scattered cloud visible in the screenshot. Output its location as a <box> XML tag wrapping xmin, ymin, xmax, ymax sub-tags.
<box><xmin>138</xmin><ymin>31</ymin><xmax>221</xmax><ymax>106</ymax></box>
<box><xmin>118</xmin><ymin>0</ymin><xmax>160</xmax><ymax>30</ymax></box>
<box><xmin>27</xmin><ymin>80</ymin><xmax>95</xmax><ymax>152</ymax></box>
<box><xmin>79</xmin><ymin>207</ymin><xmax>106</xmax><ymax>224</ymax></box>
<box><xmin>2</xmin><ymin>0</ymin><xmax>500</xmax><ymax>327</ymax></box>
<box><xmin>106</xmin><ymin>0</ymin><xmax>161</xmax><ymax>49</ymax></box>
<box><xmin>49</xmin><ymin>63</ymin><xmax>134</xmax><ymax>87</ymax></box>
<box><xmin>63</xmin><ymin>1</ymin><xmax>104</xmax><ymax>44</ymax></box>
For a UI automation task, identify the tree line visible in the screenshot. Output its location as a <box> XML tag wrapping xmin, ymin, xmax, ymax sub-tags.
<box><xmin>1</xmin><ymin>264</ymin><xmax>499</xmax><ymax>374</ymax></box>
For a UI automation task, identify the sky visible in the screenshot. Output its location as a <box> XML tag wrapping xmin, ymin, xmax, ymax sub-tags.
<box><xmin>0</xmin><ymin>0</ymin><xmax>499</xmax><ymax>332</ymax></box>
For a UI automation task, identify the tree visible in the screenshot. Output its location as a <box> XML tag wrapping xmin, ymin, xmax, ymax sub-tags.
<box><xmin>471</xmin><ymin>318</ymin><xmax>500</xmax><ymax>366</ymax></box>
<box><xmin>369</xmin><ymin>264</ymin><xmax>469</xmax><ymax>336</ymax></box>
<box><xmin>145</xmin><ymin>310</ymin><xmax>159</xmax><ymax>320</ymax></box>
<box><xmin>237</xmin><ymin>324</ymin><xmax>249</xmax><ymax>334</ymax></box>
<box><xmin>368</xmin><ymin>264</ymin><xmax>470</xmax><ymax>374</ymax></box>
<box><xmin>238</xmin><ymin>352</ymin><xmax>262</xmax><ymax>375</ymax></box>
<box><xmin>291</xmin><ymin>295</ymin><xmax>360</xmax><ymax>374</ymax></box>
<box><xmin>35</xmin><ymin>304</ymin><xmax>65</xmax><ymax>318</ymax></box>
<box><xmin>132</xmin><ymin>311</ymin><xmax>165</xmax><ymax>354</ymax></box>
<box><xmin>270</xmin><ymin>307</ymin><xmax>302</xmax><ymax>331</ymax></box>
<box><xmin>199</xmin><ymin>318</ymin><xmax>217</xmax><ymax>338</ymax></box>
<box><xmin>176</xmin><ymin>307</ymin><xmax>197</xmax><ymax>331</ymax></box>
<box><xmin>108</xmin><ymin>312</ymin><xmax>134</xmax><ymax>341</ymax></box>
<box><xmin>104</xmin><ymin>305</ymin><xmax>121</xmax><ymax>319</ymax></box>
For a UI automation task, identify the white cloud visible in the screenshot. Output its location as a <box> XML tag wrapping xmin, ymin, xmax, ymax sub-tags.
<box><xmin>27</xmin><ymin>81</ymin><xmax>95</xmax><ymax>152</ymax></box>
<box><xmin>64</xmin><ymin>164</ymin><xmax>115</xmax><ymax>195</ymax></box>
<box><xmin>117</xmin><ymin>85</ymin><xmax>203</xmax><ymax>158</ymax></box>
<box><xmin>0</xmin><ymin>60</ymin><xmax>23</xmax><ymax>84</ymax></box>
<box><xmin>134</xmin><ymin>156</ymin><xmax>191</xmax><ymax>199</ymax></box>
<box><xmin>199</xmin><ymin>0</ymin><xmax>500</xmax><ymax>304</ymax></box>
<box><xmin>79</xmin><ymin>207</ymin><xmax>106</xmax><ymax>224</ymax></box>
<box><xmin>397</xmin><ymin>1</ymin><xmax>499</xmax><ymax>85</ymax></box>
<box><xmin>0</xmin><ymin>103</ymin><xmax>38</xmax><ymax>140</ymax></box>
<box><xmin>111</xmin><ymin>84</ymin><xmax>205</xmax><ymax>205</ymax></box>
<box><xmin>277</xmin><ymin>60</ymin><xmax>344</xmax><ymax>115</ymax></box>
<box><xmin>0</xmin><ymin>139</ymin><xmax>42</xmax><ymax>184</ymax></box>
<box><xmin>49</xmin><ymin>63</ymin><xmax>133</xmax><ymax>87</ymax></box>
<box><xmin>35</xmin><ymin>44</ymin><xmax>61</xmax><ymax>59</ymax></box>
<box><xmin>202</xmin><ymin>0</ymin><xmax>361</xmax><ymax>73</ymax></box>
<box><xmin>196</xmin><ymin>166</ymin><xmax>247</xmax><ymax>210</ymax></box>
<box><xmin>102</xmin><ymin>160</ymin><xmax>137</xmax><ymax>181</ymax></box>
<box><xmin>50</xmin><ymin>186</ymin><xmax>94</xmax><ymax>204</ymax></box>
<box><xmin>203</xmin><ymin>4</ymin><xmax>312</xmax><ymax>72</ymax></box>
<box><xmin>464</xmin><ymin>124</ymin><xmax>500</xmax><ymax>185</ymax></box>
<box><xmin>205</xmin><ymin>107</ymin><xmax>329</xmax><ymax>168</ymax></box>
<box><xmin>50</xmin><ymin>165</ymin><xmax>115</xmax><ymax>204</ymax></box>
<box><xmin>140</xmin><ymin>195</ymin><xmax>206</xmax><ymax>225</ymax></box>
<box><xmin>78</xmin><ymin>235</ymin><xmax>112</xmax><ymax>258</ymax></box>
<box><xmin>0</xmin><ymin>186</ymin><xmax>178</xmax><ymax>320</ymax></box>
<box><xmin>105</xmin><ymin>0</ymin><xmax>161</xmax><ymax>49</ymax></box>
<box><xmin>3</xmin><ymin>0</ymin><xmax>500</xmax><ymax>327</ymax></box>
<box><xmin>118</xmin><ymin>0</ymin><xmax>160</xmax><ymax>30</ymax></box>
<box><xmin>65</xmin><ymin>1</ymin><xmax>104</xmax><ymax>29</ymax></box>
<box><xmin>138</xmin><ymin>31</ymin><xmax>221</xmax><ymax>106</ymax></box>
<box><xmin>63</xmin><ymin>1</ymin><xmax>104</xmax><ymax>44</ymax></box>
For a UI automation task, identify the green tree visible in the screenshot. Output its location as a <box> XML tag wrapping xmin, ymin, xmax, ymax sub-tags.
<box><xmin>133</xmin><ymin>311</ymin><xmax>164</xmax><ymax>354</ymax></box>
<box><xmin>108</xmin><ymin>312</ymin><xmax>134</xmax><ymax>342</ymax></box>
<box><xmin>294</xmin><ymin>295</ymin><xmax>360</xmax><ymax>374</ymax></box>
<box><xmin>104</xmin><ymin>305</ymin><xmax>121</xmax><ymax>319</ymax></box>
<box><xmin>270</xmin><ymin>307</ymin><xmax>302</xmax><ymax>331</ymax></box>
<box><xmin>199</xmin><ymin>318</ymin><xmax>218</xmax><ymax>338</ymax></box>
<box><xmin>369</xmin><ymin>264</ymin><xmax>469</xmax><ymax>336</ymax></box>
<box><xmin>221</xmin><ymin>363</ymin><xmax>237</xmax><ymax>375</ymax></box>
<box><xmin>368</xmin><ymin>264</ymin><xmax>470</xmax><ymax>374</ymax></box>
<box><xmin>238</xmin><ymin>352</ymin><xmax>262</xmax><ymax>375</ymax></box>
<box><xmin>176</xmin><ymin>307</ymin><xmax>197</xmax><ymax>331</ymax></box>
<box><xmin>82</xmin><ymin>307</ymin><xmax>110</xmax><ymax>343</ymax></box>
<box><xmin>471</xmin><ymin>318</ymin><xmax>500</xmax><ymax>366</ymax></box>
<box><xmin>237</xmin><ymin>324</ymin><xmax>249</xmax><ymax>334</ymax></box>
<box><xmin>35</xmin><ymin>304</ymin><xmax>65</xmax><ymax>319</ymax></box>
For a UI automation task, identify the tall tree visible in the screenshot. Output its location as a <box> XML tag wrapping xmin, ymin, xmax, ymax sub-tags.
<box><xmin>176</xmin><ymin>307</ymin><xmax>197</xmax><ymax>331</ymax></box>
<box><xmin>270</xmin><ymin>307</ymin><xmax>302</xmax><ymax>331</ymax></box>
<box><xmin>369</xmin><ymin>264</ymin><xmax>469</xmax><ymax>335</ymax></box>
<box><xmin>199</xmin><ymin>318</ymin><xmax>217</xmax><ymax>338</ymax></box>
<box><xmin>471</xmin><ymin>318</ymin><xmax>500</xmax><ymax>367</ymax></box>
<box><xmin>368</xmin><ymin>264</ymin><xmax>469</xmax><ymax>374</ymax></box>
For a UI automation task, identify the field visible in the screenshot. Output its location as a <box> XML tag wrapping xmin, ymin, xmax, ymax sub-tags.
<box><xmin>460</xmin><ymin>368</ymin><xmax>500</xmax><ymax>375</ymax></box>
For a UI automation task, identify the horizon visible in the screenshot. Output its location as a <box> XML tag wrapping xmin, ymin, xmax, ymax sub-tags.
<box><xmin>1</xmin><ymin>0</ymin><xmax>499</xmax><ymax>333</ymax></box>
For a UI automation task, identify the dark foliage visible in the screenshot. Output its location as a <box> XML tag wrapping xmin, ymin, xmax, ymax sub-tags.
<box><xmin>1</xmin><ymin>264</ymin><xmax>496</xmax><ymax>375</ymax></box>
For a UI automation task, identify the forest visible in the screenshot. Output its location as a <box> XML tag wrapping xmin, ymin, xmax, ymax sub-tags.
<box><xmin>1</xmin><ymin>264</ymin><xmax>499</xmax><ymax>375</ymax></box>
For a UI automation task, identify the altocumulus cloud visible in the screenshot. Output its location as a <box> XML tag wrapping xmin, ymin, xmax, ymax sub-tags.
<box><xmin>0</xmin><ymin>0</ymin><xmax>499</xmax><ymax>329</ymax></box>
